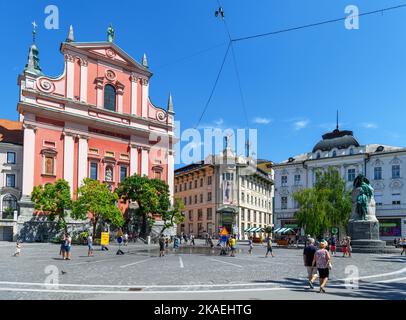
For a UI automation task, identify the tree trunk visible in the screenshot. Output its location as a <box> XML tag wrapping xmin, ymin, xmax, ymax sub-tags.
<box><xmin>93</xmin><ymin>217</ymin><xmax>98</xmax><ymax>238</ymax></box>
<box><xmin>140</xmin><ymin>214</ymin><xmax>147</xmax><ymax>238</ymax></box>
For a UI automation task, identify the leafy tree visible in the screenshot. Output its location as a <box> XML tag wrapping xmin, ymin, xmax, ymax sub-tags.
<box><xmin>292</xmin><ymin>167</ymin><xmax>351</xmax><ymax>237</ymax></box>
<box><xmin>159</xmin><ymin>197</ymin><xmax>185</xmax><ymax>236</ymax></box>
<box><xmin>115</xmin><ymin>175</ymin><xmax>160</xmax><ymax>238</ymax></box>
<box><xmin>263</xmin><ymin>225</ymin><xmax>273</xmax><ymax>236</ymax></box>
<box><xmin>116</xmin><ymin>175</ymin><xmax>179</xmax><ymax>238</ymax></box>
<box><xmin>316</xmin><ymin>167</ymin><xmax>352</xmax><ymax>229</ymax></box>
<box><xmin>72</xmin><ymin>178</ymin><xmax>124</xmax><ymax>237</ymax></box>
<box><xmin>31</xmin><ymin>179</ymin><xmax>72</xmax><ymax>232</ymax></box>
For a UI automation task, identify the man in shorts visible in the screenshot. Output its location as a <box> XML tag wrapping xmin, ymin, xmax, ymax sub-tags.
<box><xmin>265</xmin><ymin>235</ymin><xmax>275</xmax><ymax>258</ymax></box>
<box><xmin>303</xmin><ymin>237</ymin><xmax>318</xmax><ymax>289</ymax></box>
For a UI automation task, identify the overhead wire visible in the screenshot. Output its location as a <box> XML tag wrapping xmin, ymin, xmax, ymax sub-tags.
<box><xmin>195</xmin><ymin>42</ymin><xmax>232</xmax><ymax>129</ymax></box>
<box><xmin>232</xmin><ymin>3</ymin><xmax>406</xmax><ymax>43</ymax></box>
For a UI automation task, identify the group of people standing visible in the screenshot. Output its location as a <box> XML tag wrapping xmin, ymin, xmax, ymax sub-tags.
<box><xmin>340</xmin><ymin>236</ymin><xmax>352</xmax><ymax>258</ymax></box>
<box><xmin>60</xmin><ymin>233</ymin><xmax>72</xmax><ymax>260</ymax></box>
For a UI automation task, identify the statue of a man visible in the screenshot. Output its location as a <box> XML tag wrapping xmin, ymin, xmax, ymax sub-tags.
<box><xmin>353</xmin><ymin>174</ymin><xmax>374</xmax><ymax>221</ymax></box>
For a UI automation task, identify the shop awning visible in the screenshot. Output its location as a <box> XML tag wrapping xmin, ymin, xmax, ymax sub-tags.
<box><xmin>274</xmin><ymin>227</ymin><xmax>295</xmax><ymax>234</ymax></box>
<box><xmin>244</xmin><ymin>227</ymin><xmax>263</xmax><ymax>233</ymax></box>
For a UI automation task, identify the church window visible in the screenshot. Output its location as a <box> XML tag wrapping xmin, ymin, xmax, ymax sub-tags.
<box><xmin>104</xmin><ymin>84</ymin><xmax>116</xmax><ymax>111</ymax></box>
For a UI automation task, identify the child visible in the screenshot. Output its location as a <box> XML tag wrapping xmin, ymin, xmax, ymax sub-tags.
<box><xmin>13</xmin><ymin>241</ymin><xmax>21</xmax><ymax>257</ymax></box>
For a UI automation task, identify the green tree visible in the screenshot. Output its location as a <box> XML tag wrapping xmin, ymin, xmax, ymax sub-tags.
<box><xmin>115</xmin><ymin>175</ymin><xmax>160</xmax><ymax>238</ymax></box>
<box><xmin>31</xmin><ymin>179</ymin><xmax>72</xmax><ymax>232</ymax></box>
<box><xmin>263</xmin><ymin>225</ymin><xmax>274</xmax><ymax>236</ymax></box>
<box><xmin>292</xmin><ymin>167</ymin><xmax>351</xmax><ymax>237</ymax></box>
<box><xmin>159</xmin><ymin>197</ymin><xmax>186</xmax><ymax>236</ymax></box>
<box><xmin>72</xmin><ymin>178</ymin><xmax>124</xmax><ymax>237</ymax></box>
<box><xmin>316</xmin><ymin>167</ymin><xmax>352</xmax><ymax>229</ymax></box>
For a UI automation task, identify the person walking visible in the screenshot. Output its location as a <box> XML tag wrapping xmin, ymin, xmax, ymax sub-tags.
<box><xmin>159</xmin><ymin>235</ymin><xmax>165</xmax><ymax>257</ymax></box>
<box><xmin>341</xmin><ymin>238</ymin><xmax>348</xmax><ymax>257</ymax></box>
<box><xmin>229</xmin><ymin>235</ymin><xmax>237</xmax><ymax>257</ymax></box>
<box><xmin>123</xmin><ymin>232</ymin><xmax>129</xmax><ymax>246</ymax></box>
<box><xmin>303</xmin><ymin>238</ymin><xmax>318</xmax><ymax>288</ymax></box>
<box><xmin>400</xmin><ymin>238</ymin><xmax>406</xmax><ymax>255</ymax></box>
<box><xmin>190</xmin><ymin>234</ymin><xmax>195</xmax><ymax>246</ymax></box>
<box><xmin>183</xmin><ymin>233</ymin><xmax>188</xmax><ymax>245</ymax></box>
<box><xmin>248</xmin><ymin>236</ymin><xmax>253</xmax><ymax>255</ymax></box>
<box><xmin>330</xmin><ymin>235</ymin><xmax>337</xmax><ymax>256</ymax></box>
<box><xmin>87</xmin><ymin>234</ymin><xmax>94</xmax><ymax>257</ymax></box>
<box><xmin>347</xmin><ymin>236</ymin><xmax>352</xmax><ymax>258</ymax></box>
<box><xmin>312</xmin><ymin>240</ymin><xmax>332</xmax><ymax>293</ymax></box>
<box><xmin>173</xmin><ymin>236</ymin><xmax>180</xmax><ymax>250</ymax></box>
<box><xmin>265</xmin><ymin>235</ymin><xmax>275</xmax><ymax>258</ymax></box>
<box><xmin>13</xmin><ymin>241</ymin><xmax>21</xmax><ymax>257</ymax></box>
<box><xmin>208</xmin><ymin>235</ymin><xmax>214</xmax><ymax>249</ymax></box>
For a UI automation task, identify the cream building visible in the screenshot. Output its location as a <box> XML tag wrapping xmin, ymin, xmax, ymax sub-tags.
<box><xmin>175</xmin><ymin>143</ymin><xmax>274</xmax><ymax>240</ymax></box>
<box><xmin>0</xmin><ymin>120</ymin><xmax>23</xmax><ymax>241</ymax></box>
<box><xmin>271</xmin><ymin>126</ymin><xmax>406</xmax><ymax>241</ymax></box>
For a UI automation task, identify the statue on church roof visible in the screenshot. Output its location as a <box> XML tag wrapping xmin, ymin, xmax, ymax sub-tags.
<box><xmin>107</xmin><ymin>24</ymin><xmax>115</xmax><ymax>43</ymax></box>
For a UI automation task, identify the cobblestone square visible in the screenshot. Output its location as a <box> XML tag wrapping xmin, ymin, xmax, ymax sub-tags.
<box><xmin>0</xmin><ymin>240</ymin><xmax>404</xmax><ymax>300</ymax></box>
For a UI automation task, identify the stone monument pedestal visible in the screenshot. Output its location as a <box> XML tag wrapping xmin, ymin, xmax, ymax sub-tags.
<box><xmin>348</xmin><ymin>220</ymin><xmax>397</xmax><ymax>253</ymax></box>
<box><xmin>348</xmin><ymin>220</ymin><xmax>379</xmax><ymax>240</ymax></box>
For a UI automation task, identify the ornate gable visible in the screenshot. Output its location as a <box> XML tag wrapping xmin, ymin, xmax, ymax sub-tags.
<box><xmin>61</xmin><ymin>42</ymin><xmax>151</xmax><ymax>77</ymax></box>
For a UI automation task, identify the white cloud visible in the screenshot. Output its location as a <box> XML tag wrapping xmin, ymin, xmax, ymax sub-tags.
<box><xmin>214</xmin><ymin>118</ymin><xmax>224</xmax><ymax>126</ymax></box>
<box><xmin>253</xmin><ymin>117</ymin><xmax>272</xmax><ymax>125</ymax></box>
<box><xmin>361</xmin><ymin>122</ymin><xmax>378</xmax><ymax>129</ymax></box>
<box><xmin>293</xmin><ymin>120</ymin><xmax>309</xmax><ymax>130</ymax></box>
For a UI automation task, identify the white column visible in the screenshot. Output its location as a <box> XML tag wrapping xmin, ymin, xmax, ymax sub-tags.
<box><xmin>63</xmin><ymin>133</ymin><xmax>75</xmax><ymax>197</ymax></box>
<box><xmin>78</xmin><ymin>135</ymin><xmax>88</xmax><ymax>187</ymax></box>
<box><xmin>141</xmin><ymin>79</ymin><xmax>149</xmax><ymax>118</ymax></box>
<box><xmin>96</xmin><ymin>79</ymin><xmax>103</xmax><ymax>108</ymax></box>
<box><xmin>130</xmin><ymin>74</ymin><xmax>138</xmax><ymax>115</ymax></box>
<box><xmin>117</xmin><ymin>88</ymin><xmax>124</xmax><ymax>113</ymax></box>
<box><xmin>65</xmin><ymin>54</ymin><xmax>75</xmax><ymax>99</ymax></box>
<box><xmin>141</xmin><ymin>147</ymin><xmax>149</xmax><ymax>176</ymax></box>
<box><xmin>80</xmin><ymin>59</ymin><xmax>88</xmax><ymax>103</ymax></box>
<box><xmin>130</xmin><ymin>144</ymin><xmax>138</xmax><ymax>176</ymax></box>
<box><xmin>168</xmin><ymin>150</ymin><xmax>174</xmax><ymax>203</ymax></box>
<box><xmin>22</xmin><ymin>124</ymin><xmax>36</xmax><ymax>197</ymax></box>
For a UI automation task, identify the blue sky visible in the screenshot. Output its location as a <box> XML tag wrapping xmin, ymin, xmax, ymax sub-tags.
<box><xmin>1</xmin><ymin>0</ymin><xmax>406</xmax><ymax>166</ymax></box>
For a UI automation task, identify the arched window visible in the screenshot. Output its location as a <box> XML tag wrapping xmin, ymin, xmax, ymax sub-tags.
<box><xmin>316</xmin><ymin>153</ymin><xmax>321</xmax><ymax>159</ymax></box>
<box><xmin>104</xmin><ymin>84</ymin><xmax>116</xmax><ymax>111</ymax></box>
<box><xmin>3</xmin><ymin>194</ymin><xmax>17</xmax><ymax>212</ymax></box>
<box><xmin>349</xmin><ymin>148</ymin><xmax>354</xmax><ymax>155</ymax></box>
<box><xmin>332</xmin><ymin>150</ymin><xmax>337</xmax><ymax>157</ymax></box>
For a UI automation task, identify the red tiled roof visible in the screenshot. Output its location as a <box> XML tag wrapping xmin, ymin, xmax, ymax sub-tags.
<box><xmin>0</xmin><ymin>119</ymin><xmax>23</xmax><ymax>145</ymax></box>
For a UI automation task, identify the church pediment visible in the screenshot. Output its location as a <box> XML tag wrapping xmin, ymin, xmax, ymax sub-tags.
<box><xmin>61</xmin><ymin>42</ymin><xmax>151</xmax><ymax>76</ymax></box>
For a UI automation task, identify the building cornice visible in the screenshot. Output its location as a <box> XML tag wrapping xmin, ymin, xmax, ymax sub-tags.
<box><xmin>21</xmin><ymin>88</ymin><xmax>174</xmax><ymax>131</ymax></box>
<box><xmin>18</xmin><ymin>101</ymin><xmax>174</xmax><ymax>141</ymax></box>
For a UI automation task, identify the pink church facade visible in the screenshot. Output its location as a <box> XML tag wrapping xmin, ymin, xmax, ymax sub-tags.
<box><xmin>17</xmin><ymin>27</ymin><xmax>175</xmax><ymax>237</ymax></box>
